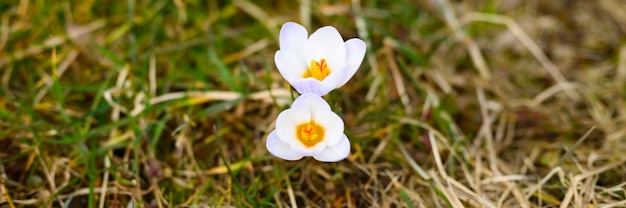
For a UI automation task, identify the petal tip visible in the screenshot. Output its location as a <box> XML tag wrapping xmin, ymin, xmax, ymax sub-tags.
<box><xmin>292</xmin><ymin>79</ymin><xmax>331</xmax><ymax>96</ymax></box>
<box><xmin>266</xmin><ymin>130</ymin><xmax>304</xmax><ymax>161</ymax></box>
<box><xmin>312</xmin><ymin>135</ymin><xmax>351</xmax><ymax>162</ymax></box>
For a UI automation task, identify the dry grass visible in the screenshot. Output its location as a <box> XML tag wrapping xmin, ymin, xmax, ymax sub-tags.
<box><xmin>1</xmin><ymin>0</ymin><xmax>626</xmax><ymax>207</ymax></box>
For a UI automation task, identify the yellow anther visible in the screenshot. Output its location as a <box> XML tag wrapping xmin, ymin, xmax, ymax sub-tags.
<box><xmin>302</xmin><ymin>59</ymin><xmax>331</xmax><ymax>81</ymax></box>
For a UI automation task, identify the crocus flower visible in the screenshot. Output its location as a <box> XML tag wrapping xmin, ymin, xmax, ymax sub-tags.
<box><xmin>275</xmin><ymin>22</ymin><xmax>366</xmax><ymax>96</ymax></box>
<box><xmin>266</xmin><ymin>93</ymin><xmax>350</xmax><ymax>162</ymax></box>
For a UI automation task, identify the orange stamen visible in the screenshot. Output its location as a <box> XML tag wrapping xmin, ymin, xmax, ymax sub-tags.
<box><xmin>296</xmin><ymin>120</ymin><xmax>325</xmax><ymax>147</ymax></box>
<box><xmin>302</xmin><ymin>59</ymin><xmax>331</xmax><ymax>81</ymax></box>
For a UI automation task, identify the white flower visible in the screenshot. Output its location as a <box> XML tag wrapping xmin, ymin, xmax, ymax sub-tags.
<box><xmin>266</xmin><ymin>94</ymin><xmax>350</xmax><ymax>162</ymax></box>
<box><xmin>275</xmin><ymin>22</ymin><xmax>366</xmax><ymax>96</ymax></box>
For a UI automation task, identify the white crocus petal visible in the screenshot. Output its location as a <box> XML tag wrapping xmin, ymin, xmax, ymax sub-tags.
<box><xmin>266</xmin><ymin>130</ymin><xmax>304</xmax><ymax>161</ymax></box>
<box><xmin>291</xmin><ymin>79</ymin><xmax>330</xmax><ymax>96</ymax></box>
<box><xmin>305</xmin><ymin>26</ymin><xmax>346</xmax><ymax>72</ymax></box>
<box><xmin>289</xmin><ymin>138</ymin><xmax>327</xmax><ymax>156</ymax></box>
<box><xmin>313</xmin><ymin>134</ymin><xmax>350</xmax><ymax>162</ymax></box>
<box><xmin>311</xmin><ymin>110</ymin><xmax>344</xmax><ymax>146</ymax></box>
<box><xmin>275</xmin><ymin>108</ymin><xmax>311</xmax><ymax>144</ymax></box>
<box><xmin>317</xmin><ymin>66</ymin><xmax>346</xmax><ymax>95</ymax></box>
<box><xmin>279</xmin><ymin>22</ymin><xmax>308</xmax><ymax>56</ymax></box>
<box><xmin>275</xmin><ymin>51</ymin><xmax>307</xmax><ymax>82</ymax></box>
<box><xmin>290</xmin><ymin>93</ymin><xmax>331</xmax><ymax>115</ymax></box>
<box><xmin>286</xmin><ymin>108</ymin><xmax>344</xmax><ymax>156</ymax></box>
<box><xmin>338</xmin><ymin>39</ymin><xmax>366</xmax><ymax>87</ymax></box>
<box><xmin>315</xmin><ymin>39</ymin><xmax>366</xmax><ymax>92</ymax></box>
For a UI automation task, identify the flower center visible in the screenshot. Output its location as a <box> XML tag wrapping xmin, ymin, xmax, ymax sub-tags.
<box><xmin>302</xmin><ymin>59</ymin><xmax>331</xmax><ymax>81</ymax></box>
<box><xmin>295</xmin><ymin>120</ymin><xmax>325</xmax><ymax>148</ymax></box>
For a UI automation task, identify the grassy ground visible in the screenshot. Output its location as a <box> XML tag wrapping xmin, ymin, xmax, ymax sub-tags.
<box><xmin>2</xmin><ymin>0</ymin><xmax>626</xmax><ymax>207</ymax></box>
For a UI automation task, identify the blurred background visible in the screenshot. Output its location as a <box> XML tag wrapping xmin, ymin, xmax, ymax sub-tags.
<box><xmin>1</xmin><ymin>0</ymin><xmax>626</xmax><ymax>207</ymax></box>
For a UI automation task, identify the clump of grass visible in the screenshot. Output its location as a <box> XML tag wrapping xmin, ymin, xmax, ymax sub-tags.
<box><xmin>1</xmin><ymin>0</ymin><xmax>626</xmax><ymax>207</ymax></box>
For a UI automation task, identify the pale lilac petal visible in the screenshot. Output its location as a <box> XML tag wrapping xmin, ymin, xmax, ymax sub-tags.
<box><xmin>310</xmin><ymin>38</ymin><xmax>366</xmax><ymax>93</ymax></box>
<box><xmin>311</xmin><ymin>110</ymin><xmax>344</xmax><ymax>146</ymax></box>
<box><xmin>318</xmin><ymin>65</ymin><xmax>346</xmax><ymax>92</ymax></box>
<box><xmin>279</xmin><ymin>22</ymin><xmax>308</xmax><ymax>59</ymax></box>
<box><xmin>275</xmin><ymin>50</ymin><xmax>307</xmax><ymax>82</ymax></box>
<box><xmin>305</xmin><ymin>26</ymin><xmax>346</xmax><ymax>73</ymax></box>
<box><xmin>276</xmin><ymin>108</ymin><xmax>311</xmax><ymax>143</ymax></box>
<box><xmin>266</xmin><ymin>130</ymin><xmax>304</xmax><ymax>161</ymax></box>
<box><xmin>337</xmin><ymin>38</ymin><xmax>366</xmax><ymax>87</ymax></box>
<box><xmin>313</xmin><ymin>135</ymin><xmax>350</xmax><ymax>162</ymax></box>
<box><xmin>291</xmin><ymin>79</ymin><xmax>332</xmax><ymax>96</ymax></box>
<box><xmin>288</xmin><ymin>139</ymin><xmax>327</xmax><ymax>156</ymax></box>
<box><xmin>290</xmin><ymin>93</ymin><xmax>331</xmax><ymax>115</ymax></box>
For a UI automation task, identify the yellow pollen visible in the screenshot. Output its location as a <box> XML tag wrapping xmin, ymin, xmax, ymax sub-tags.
<box><xmin>296</xmin><ymin>120</ymin><xmax>325</xmax><ymax>148</ymax></box>
<box><xmin>302</xmin><ymin>59</ymin><xmax>331</xmax><ymax>81</ymax></box>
